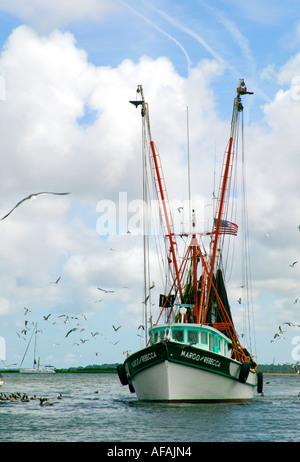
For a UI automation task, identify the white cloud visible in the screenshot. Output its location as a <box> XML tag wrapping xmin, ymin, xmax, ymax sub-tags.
<box><xmin>0</xmin><ymin>0</ymin><xmax>119</xmax><ymax>31</ymax></box>
<box><xmin>1</xmin><ymin>22</ymin><xmax>300</xmax><ymax>365</ymax></box>
<box><xmin>0</xmin><ymin>26</ymin><xmax>228</xmax><ymax>364</ymax></box>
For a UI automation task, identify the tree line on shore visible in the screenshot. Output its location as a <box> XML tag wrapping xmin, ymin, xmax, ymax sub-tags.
<box><xmin>0</xmin><ymin>363</ymin><xmax>299</xmax><ymax>373</ymax></box>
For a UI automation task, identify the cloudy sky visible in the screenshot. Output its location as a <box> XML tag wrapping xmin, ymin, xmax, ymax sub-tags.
<box><xmin>0</xmin><ymin>0</ymin><xmax>300</xmax><ymax>369</ymax></box>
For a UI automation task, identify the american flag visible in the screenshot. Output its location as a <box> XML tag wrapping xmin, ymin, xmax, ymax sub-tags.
<box><xmin>214</xmin><ymin>218</ymin><xmax>238</xmax><ymax>236</ymax></box>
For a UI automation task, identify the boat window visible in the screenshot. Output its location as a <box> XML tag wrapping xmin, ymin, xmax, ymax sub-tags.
<box><xmin>173</xmin><ymin>330</ymin><xmax>184</xmax><ymax>342</ymax></box>
<box><xmin>209</xmin><ymin>334</ymin><xmax>213</xmax><ymax>351</ymax></box>
<box><xmin>201</xmin><ymin>332</ymin><xmax>208</xmax><ymax>344</ymax></box>
<box><xmin>214</xmin><ymin>336</ymin><xmax>220</xmax><ymax>352</ymax></box>
<box><xmin>154</xmin><ymin>331</ymin><xmax>159</xmax><ymax>343</ymax></box>
<box><xmin>219</xmin><ymin>339</ymin><xmax>224</xmax><ymax>355</ymax></box>
<box><xmin>215</xmin><ymin>336</ymin><xmax>218</xmax><ymax>347</ymax></box>
<box><xmin>224</xmin><ymin>343</ymin><xmax>228</xmax><ymax>356</ymax></box>
<box><xmin>188</xmin><ymin>331</ymin><xmax>198</xmax><ymax>344</ymax></box>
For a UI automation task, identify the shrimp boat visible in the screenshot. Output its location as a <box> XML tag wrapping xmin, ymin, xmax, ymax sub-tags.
<box><xmin>117</xmin><ymin>80</ymin><xmax>263</xmax><ymax>402</ymax></box>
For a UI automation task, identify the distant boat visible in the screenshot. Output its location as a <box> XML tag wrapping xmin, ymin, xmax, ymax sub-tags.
<box><xmin>19</xmin><ymin>323</ymin><xmax>55</xmax><ymax>374</ymax></box>
<box><xmin>118</xmin><ymin>81</ymin><xmax>262</xmax><ymax>402</ymax></box>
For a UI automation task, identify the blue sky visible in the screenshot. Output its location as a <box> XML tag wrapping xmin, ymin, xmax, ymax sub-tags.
<box><xmin>0</xmin><ymin>0</ymin><xmax>300</xmax><ymax>369</ymax></box>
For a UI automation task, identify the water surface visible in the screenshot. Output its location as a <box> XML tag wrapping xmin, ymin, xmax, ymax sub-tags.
<box><xmin>0</xmin><ymin>373</ymin><xmax>299</xmax><ymax>442</ymax></box>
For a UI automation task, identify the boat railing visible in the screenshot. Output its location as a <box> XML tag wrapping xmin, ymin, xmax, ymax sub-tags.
<box><xmin>231</xmin><ymin>347</ymin><xmax>251</xmax><ymax>364</ymax></box>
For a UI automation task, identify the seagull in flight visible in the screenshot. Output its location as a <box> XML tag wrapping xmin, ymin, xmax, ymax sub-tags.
<box><xmin>112</xmin><ymin>325</ymin><xmax>121</xmax><ymax>331</ymax></box>
<box><xmin>98</xmin><ymin>287</ymin><xmax>114</xmax><ymax>293</ymax></box>
<box><xmin>51</xmin><ymin>276</ymin><xmax>61</xmax><ymax>284</ymax></box>
<box><xmin>289</xmin><ymin>261</ymin><xmax>298</xmax><ymax>268</ymax></box>
<box><xmin>65</xmin><ymin>328</ymin><xmax>79</xmax><ymax>338</ymax></box>
<box><xmin>1</xmin><ymin>192</ymin><xmax>70</xmax><ymax>220</ymax></box>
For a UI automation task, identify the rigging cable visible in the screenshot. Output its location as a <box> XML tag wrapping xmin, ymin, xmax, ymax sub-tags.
<box><xmin>142</xmin><ymin>116</ymin><xmax>151</xmax><ymax>345</ymax></box>
<box><xmin>240</xmin><ymin>110</ymin><xmax>257</xmax><ymax>358</ymax></box>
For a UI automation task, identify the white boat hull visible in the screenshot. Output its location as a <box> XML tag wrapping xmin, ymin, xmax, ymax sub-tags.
<box><xmin>19</xmin><ymin>368</ymin><xmax>56</xmax><ymax>374</ymax></box>
<box><xmin>132</xmin><ymin>360</ymin><xmax>255</xmax><ymax>402</ymax></box>
<box><xmin>120</xmin><ymin>341</ymin><xmax>258</xmax><ymax>402</ymax></box>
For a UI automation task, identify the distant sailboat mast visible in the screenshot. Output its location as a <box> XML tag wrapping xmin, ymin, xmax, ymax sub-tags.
<box><xmin>19</xmin><ymin>326</ymin><xmax>35</xmax><ymax>369</ymax></box>
<box><xmin>33</xmin><ymin>323</ymin><xmax>38</xmax><ymax>369</ymax></box>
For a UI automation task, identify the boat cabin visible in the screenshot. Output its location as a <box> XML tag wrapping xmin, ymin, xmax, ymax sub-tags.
<box><xmin>149</xmin><ymin>323</ymin><xmax>232</xmax><ymax>357</ymax></box>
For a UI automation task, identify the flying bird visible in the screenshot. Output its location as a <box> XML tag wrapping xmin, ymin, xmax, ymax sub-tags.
<box><xmin>289</xmin><ymin>261</ymin><xmax>298</xmax><ymax>268</ymax></box>
<box><xmin>112</xmin><ymin>325</ymin><xmax>121</xmax><ymax>331</ymax></box>
<box><xmin>1</xmin><ymin>192</ymin><xmax>70</xmax><ymax>220</ymax></box>
<box><xmin>98</xmin><ymin>287</ymin><xmax>114</xmax><ymax>293</ymax></box>
<box><xmin>65</xmin><ymin>328</ymin><xmax>79</xmax><ymax>338</ymax></box>
<box><xmin>43</xmin><ymin>314</ymin><xmax>51</xmax><ymax>321</ymax></box>
<box><xmin>293</xmin><ymin>362</ymin><xmax>299</xmax><ymax>373</ymax></box>
<box><xmin>58</xmin><ymin>314</ymin><xmax>69</xmax><ymax>323</ymax></box>
<box><xmin>24</xmin><ymin>307</ymin><xmax>31</xmax><ymax>315</ymax></box>
<box><xmin>278</xmin><ymin>325</ymin><xmax>286</xmax><ymax>335</ymax></box>
<box><xmin>142</xmin><ymin>295</ymin><xmax>150</xmax><ymax>304</ymax></box>
<box><xmin>51</xmin><ymin>276</ymin><xmax>61</xmax><ymax>284</ymax></box>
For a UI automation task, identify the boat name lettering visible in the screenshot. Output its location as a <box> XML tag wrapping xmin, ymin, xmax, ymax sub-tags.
<box><xmin>131</xmin><ymin>352</ymin><xmax>157</xmax><ymax>368</ymax></box>
<box><xmin>180</xmin><ymin>350</ymin><xmax>221</xmax><ymax>368</ymax></box>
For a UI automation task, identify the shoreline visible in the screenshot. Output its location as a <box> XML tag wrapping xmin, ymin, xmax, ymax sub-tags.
<box><xmin>1</xmin><ymin>369</ymin><xmax>299</xmax><ymax>376</ymax></box>
<box><xmin>262</xmin><ymin>372</ymin><xmax>300</xmax><ymax>376</ymax></box>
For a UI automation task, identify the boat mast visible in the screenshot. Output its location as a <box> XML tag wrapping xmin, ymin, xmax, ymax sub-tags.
<box><xmin>130</xmin><ymin>86</ymin><xmax>183</xmax><ymax>300</ymax></box>
<box><xmin>205</xmin><ymin>79</ymin><xmax>253</xmax><ymax>311</ymax></box>
<box><xmin>33</xmin><ymin>323</ymin><xmax>38</xmax><ymax>369</ymax></box>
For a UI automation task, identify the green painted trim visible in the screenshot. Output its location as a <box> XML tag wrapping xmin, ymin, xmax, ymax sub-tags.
<box><xmin>124</xmin><ymin>341</ymin><xmax>256</xmax><ymax>387</ymax></box>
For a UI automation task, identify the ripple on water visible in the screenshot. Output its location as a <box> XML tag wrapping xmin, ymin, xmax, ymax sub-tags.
<box><xmin>0</xmin><ymin>373</ymin><xmax>299</xmax><ymax>442</ymax></box>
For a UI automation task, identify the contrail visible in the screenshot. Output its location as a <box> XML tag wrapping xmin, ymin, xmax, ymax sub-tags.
<box><xmin>119</xmin><ymin>0</ymin><xmax>192</xmax><ymax>72</ymax></box>
<box><xmin>141</xmin><ymin>0</ymin><xmax>270</xmax><ymax>103</ymax></box>
<box><xmin>197</xmin><ymin>0</ymin><xmax>256</xmax><ymax>72</ymax></box>
<box><xmin>139</xmin><ymin>0</ymin><xmax>226</xmax><ymax>67</ymax></box>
